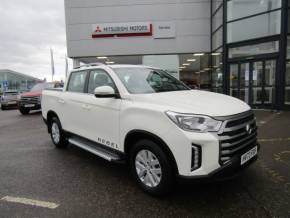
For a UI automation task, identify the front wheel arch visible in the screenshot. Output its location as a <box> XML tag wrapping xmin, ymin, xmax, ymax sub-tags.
<box><xmin>124</xmin><ymin>130</ymin><xmax>178</xmax><ymax>175</ymax></box>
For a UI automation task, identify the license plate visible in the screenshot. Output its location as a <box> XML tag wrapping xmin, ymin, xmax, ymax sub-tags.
<box><xmin>24</xmin><ymin>104</ymin><xmax>35</xmax><ymax>108</ymax></box>
<box><xmin>8</xmin><ymin>101</ymin><xmax>17</xmax><ymax>105</ymax></box>
<box><xmin>241</xmin><ymin>146</ymin><xmax>258</xmax><ymax>165</ymax></box>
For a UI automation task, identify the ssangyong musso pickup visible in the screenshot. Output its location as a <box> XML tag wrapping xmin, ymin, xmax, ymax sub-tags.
<box><xmin>42</xmin><ymin>64</ymin><xmax>259</xmax><ymax>195</ymax></box>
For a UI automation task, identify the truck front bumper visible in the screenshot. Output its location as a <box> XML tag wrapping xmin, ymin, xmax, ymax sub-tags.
<box><xmin>18</xmin><ymin>102</ymin><xmax>41</xmax><ymax>110</ymax></box>
<box><xmin>1</xmin><ymin>100</ymin><xmax>18</xmax><ymax>107</ymax></box>
<box><xmin>163</xmin><ymin>110</ymin><xmax>259</xmax><ymax>178</ymax></box>
<box><xmin>178</xmin><ymin>143</ymin><xmax>259</xmax><ymax>182</ymax></box>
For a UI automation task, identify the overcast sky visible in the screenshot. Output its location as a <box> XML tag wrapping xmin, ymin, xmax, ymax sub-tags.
<box><xmin>0</xmin><ymin>0</ymin><xmax>71</xmax><ymax>81</ymax></box>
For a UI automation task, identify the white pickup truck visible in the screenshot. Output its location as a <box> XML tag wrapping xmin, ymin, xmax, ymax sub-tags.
<box><xmin>42</xmin><ymin>63</ymin><xmax>259</xmax><ymax>195</ymax></box>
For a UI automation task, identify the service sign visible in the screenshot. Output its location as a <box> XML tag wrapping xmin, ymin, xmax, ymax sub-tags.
<box><xmin>154</xmin><ymin>22</ymin><xmax>176</xmax><ymax>39</ymax></box>
<box><xmin>92</xmin><ymin>22</ymin><xmax>153</xmax><ymax>38</ymax></box>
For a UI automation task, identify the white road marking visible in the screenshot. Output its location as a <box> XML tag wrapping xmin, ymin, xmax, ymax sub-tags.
<box><xmin>0</xmin><ymin>196</ymin><xmax>59</xmax><ymax>209</ymax></box>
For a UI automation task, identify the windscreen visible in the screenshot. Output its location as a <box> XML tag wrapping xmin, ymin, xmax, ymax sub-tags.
<box><xmin>114</xmin><ymin>68</ymin><xmax>189</xmax><ymax>94</ymax></box>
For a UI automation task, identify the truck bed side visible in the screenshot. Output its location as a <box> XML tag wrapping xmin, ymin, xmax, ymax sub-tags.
<box><xmin>41</xmin><ymin>89</ymin><xmax>63</xmax><ymax>120</ymax></box>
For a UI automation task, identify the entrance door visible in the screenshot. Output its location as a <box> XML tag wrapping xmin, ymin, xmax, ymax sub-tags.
<box><xmin>229</xmin><ymin>59</ymin><xmax>276</xmax><ymax>108</ymax></box>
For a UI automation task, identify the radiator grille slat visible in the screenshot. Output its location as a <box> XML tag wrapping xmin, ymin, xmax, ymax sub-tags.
<box><xmin>20</xmin><ymin>96</ymin><xmax>40</xmax><ymax>104</ymax></box>
<box><xmin>218</xmin><ymin>111</ymin><xmax>257</xmax><ymax>165</ymax></box>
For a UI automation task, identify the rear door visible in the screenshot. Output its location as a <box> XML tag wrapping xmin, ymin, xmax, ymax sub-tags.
<box><xmin>80</xmin><ymin>69</ymin><xmax>121</xmax><ymax>150</ymax></box>
<box><xmin>60</xmin><ymin>70</ymin><xmax>89</xmax><ymax>134</ymax></box>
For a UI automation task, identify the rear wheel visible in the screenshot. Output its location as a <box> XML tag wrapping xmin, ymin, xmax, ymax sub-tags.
<box><xmin>19</xmin><ymin>107</ymin><xmax>30</xmax><ymax>115</ymax></box>
<box><xmin>49</xmin><ymin>117</ymin><xmax>68</xmax><ymax>148</ymax></box>
<box><xmin>129</xmin><ymin>139</ymin><xmax>175</xmax><ymax>196</ymax></box>
<box><xmin>1</xmin><ymin>105</ymin><xmax>6</xmax><ymax>110</ymax></box>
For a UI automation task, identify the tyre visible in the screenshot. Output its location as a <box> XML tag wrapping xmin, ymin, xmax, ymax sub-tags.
<box><xmin>49</xmin><ymin>117</ymin><xmax>68</xmax><ymax>148</ymax></box>
<box><xmin>19</xmin><ymin>107</ymin><xmax>30</xmax><ymax>115</ymax></box>
<box><xmin>1</xmin><ymin>105</ymin><xmax>6</xmax><ymax>110</ymax></box>
<box><xmin>129</xmin><ymin>139</ymin><xmax>175</xmax><ymax>196</ymax></box>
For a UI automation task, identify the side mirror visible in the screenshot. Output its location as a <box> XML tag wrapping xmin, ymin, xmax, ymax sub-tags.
<box><xmin>94</xmin><ymin>86</ymin><xmax>117</xmax><ymax>98</ymax></box>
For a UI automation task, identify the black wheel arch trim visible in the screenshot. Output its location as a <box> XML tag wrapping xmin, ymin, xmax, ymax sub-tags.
<box><xmin>124</xmin><ymin>129</ymin><xmax>179</xmax><ymax>175</ymax></box>
<box><xmin>46</xmin><ymin>110</ymin><xmax>61</xmax><ymax>133</ymax></box>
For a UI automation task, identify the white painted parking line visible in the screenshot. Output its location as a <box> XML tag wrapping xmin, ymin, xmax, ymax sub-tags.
<box><xmin>0</xmin><ymin>196</ymin><xmax>59</xmax><ymax>209</ymax></box>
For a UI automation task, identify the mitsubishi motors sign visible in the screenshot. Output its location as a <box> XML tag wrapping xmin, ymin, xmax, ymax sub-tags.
<box><xmin>92</xmin><ymin>22</ymin><xmax>153</xmax><ymax>38</ymax></box>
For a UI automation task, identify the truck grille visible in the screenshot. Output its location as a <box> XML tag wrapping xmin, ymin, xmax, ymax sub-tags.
<box><xmin>20</xmin><ymin>96</ymin><xmax>40</xmax><ymax>104</ymax></box>
<box><xmin>217</xmin><ymin>111</ymin><xmax>257</xmax><ymax>165</ymax></box>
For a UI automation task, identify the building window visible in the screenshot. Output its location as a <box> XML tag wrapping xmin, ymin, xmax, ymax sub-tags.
<box><xmin>229</xmin><ymin>64</ymin><xmax>239</xmax><ymax>98</ymax></box>
<box><xmin>212</xmin><ymin>8</ymin><xmax>223</xmax><ymax>32</ymax></box>
<box><xmin>229</xmin><ymin>41</ymin><xmax>279</xmax><ymax>58</ymax></box>
<box><xmin>288</xmin><ymin>9</ymin><xmax>290</xmax><ymax>33</ymax></box>
<box><xmin>227</xmin><ymin>0</ymin><xmax>281</xmax><ymax>21</ymax></box>
<box><xmin>178</xmin><ymin>54</ymin><xmax>211</xmax><ymax>90</ymax></box>
<box><xmin>143</xmin><ymin>55</ymin><xmax>179</xmax><ymax>79</ymax></box>
<box><xmin>227</xmin><ymin>10</ymin><xmax>281</xmax><ymax>43</ymax></box>
<box><xmin>287</xmin><ymin>37</ymin><xmax>290</xmax><ymax>59</ymax></box>
<box><xmin>212</xmin><ymin>0</ymin><xmax>223</xmax><ymax>13</ymax></box>
<box><xmin>212</xmin><ymin>28</ymin><xmax>223</xmax><ymax>50</ymax></box>
<box><xmin>212</xmin><ymin>51</ymin><xmax>223</xmax><ymax>93</ymax></box>
<box><xmin>211</xmin><ymin>0</ymin><xmax>224</xmax><ymax>93</ymax></box>
<box><xmin>286</xmin><ymin>62</ymin><xmax>290</xmax><ymax>105</ymax></box>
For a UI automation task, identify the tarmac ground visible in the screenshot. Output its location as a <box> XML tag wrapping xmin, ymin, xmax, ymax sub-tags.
<box><xmin>0</xmin><ymin>109</ymin><xmax>290</xmax><ymax>218</ymax></box>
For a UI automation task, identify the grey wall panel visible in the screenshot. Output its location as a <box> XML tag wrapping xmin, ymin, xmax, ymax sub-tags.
<box><xmin>65</xmin><ymin>0</ymin><xmax>210</xmax><ymax>8</ymax></box>
<box><xmin>64</xmin><ymin>0</ymin><xmax>211</xmax><ymax>57</ymax></box>
<box><xmin>68</xmin><ymin>36</ymin><xmax>210</xmax><ymax>57</ymax></box>
<box><xmin>66</xmin><ymin>3</ymin><xmax>209</xmax><ymax>24</ymax></box>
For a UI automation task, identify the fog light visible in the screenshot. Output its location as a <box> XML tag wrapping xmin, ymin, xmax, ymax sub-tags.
<box><xmin>191</xmin><ymin>144</ymin><xmax>201</xmax><ymax>171</ymax></box>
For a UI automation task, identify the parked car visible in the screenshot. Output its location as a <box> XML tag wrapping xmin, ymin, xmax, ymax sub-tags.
<box><xmin>18</xmin><ymin>82</ymin><xmax>62</xmax><ymax>115</ymax></box>
<box><xmin>42</xmin><ymin>64</ymin><xmax>259</xmax><ymax>195</ymax></box>
<box><xmin>0</xmin><ymin>90</ymin><xmax>19</xmax><ymax>110</ymax></box>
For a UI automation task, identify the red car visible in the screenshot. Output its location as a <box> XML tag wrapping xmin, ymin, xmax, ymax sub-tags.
<box><xmin>18</xmin><ymin>82</ymin><xmax>62</xmax><ymax>115</ymax></box>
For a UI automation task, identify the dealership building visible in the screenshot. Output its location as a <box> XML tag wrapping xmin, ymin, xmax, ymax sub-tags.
<box><xmin>0</xmin><ymin>69</ymin><xmax>41</xmax><ymax>94</ymax></box>
<box><xmin>64</xmin><ymin>0</ymin><xmax>290</xmax><ymax>110</ymax></box>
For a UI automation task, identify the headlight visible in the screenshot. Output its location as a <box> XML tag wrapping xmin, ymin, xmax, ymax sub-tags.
<box><xmin>165</xmin><ymin>111</ymin><xmax>222</xmax><ymax>132</ymax></box>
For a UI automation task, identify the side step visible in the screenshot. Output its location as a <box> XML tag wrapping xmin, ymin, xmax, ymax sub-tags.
<box><xmin>68</xmin><ymin>136</ymin><xmax>123</xmax><ymax>162</ymax></box>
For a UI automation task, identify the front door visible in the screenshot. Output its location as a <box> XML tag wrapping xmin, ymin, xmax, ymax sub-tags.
<box><xmin>229</xmin><ymin>59</ymin><xmax>276</xmax><ymax>108</ymax></box>
<box><xmin>80</xmin><ymin>69</ymin><xmax>121</xmax><ymax>151</ymax></box>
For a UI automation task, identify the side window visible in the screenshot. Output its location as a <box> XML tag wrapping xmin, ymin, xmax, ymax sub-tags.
<box><xmin>88</xmin><ymin>70</ymin><xmax>115</xmax><ymax>94</ymax></box>
<box><xmin>67</xmin><ymin>71</ymin><xmax>88</xmax><ymax>93</ymax></box>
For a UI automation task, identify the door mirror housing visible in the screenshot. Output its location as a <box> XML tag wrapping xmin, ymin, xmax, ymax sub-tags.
<box><xmin>94</xmin><ymin>86</ymin><xmax>118</xmax><ymax>98</ymax></box>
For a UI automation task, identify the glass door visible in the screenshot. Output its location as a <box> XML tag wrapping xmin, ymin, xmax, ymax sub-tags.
<box><xmin>240</xmin><ymin>62</ymin><xmax>250</xmax><ymax>104</ymax></box>
<box><xmin>251</xmin><ymin>61</ymin><xmax>264</xmax><ymax>106</ymax></box>
<box><xmin>229</xmin><ymin>59</ymin><xmax>276</xmax><ymax>108</ymax></box>
<box><xmin>264</xmin><ymin>60</ymin><xmax>276</xmax><ymax>105</ymax></box>
<box><xmin>251</xmin><ymin>60</ymin><xmax>276</xmax><ymax>107</ymax></box>
<box><xmin>229</xmin><ymin>64</ymin><xmax>239</xmax><ymax>99</ymax></box>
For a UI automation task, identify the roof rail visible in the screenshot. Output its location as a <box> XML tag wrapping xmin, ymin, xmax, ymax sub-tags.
<box><xmin>74</xmin><ymin>62</ymin><xmax>106</xmax><ymax>69</ymax></box>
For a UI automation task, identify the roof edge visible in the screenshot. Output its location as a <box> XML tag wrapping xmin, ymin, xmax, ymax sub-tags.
<box><xmin>0</xmin><ymin>69</ymin><xmax>42</xmax><ymax>81</ymax></box>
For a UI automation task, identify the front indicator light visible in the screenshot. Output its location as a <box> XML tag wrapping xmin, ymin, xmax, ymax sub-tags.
<box><xmin>191</xmin><ymin>144</ymin><xmax>201</xmax><ymax>171</ymax></box>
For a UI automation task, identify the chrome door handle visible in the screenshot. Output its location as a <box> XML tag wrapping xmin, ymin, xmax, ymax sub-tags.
<box><xmin>58</xmin><ymin>99</ymin><xmax>65</xmax><ymax>104</ymax></box>
<box><xmin>82</xmin><ymin>104</ymin><xmax>91</xmax><ymax>110</ymax></box>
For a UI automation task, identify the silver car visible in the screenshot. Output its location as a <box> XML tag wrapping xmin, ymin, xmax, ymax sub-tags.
<box><xmin>0</xmin><ymin>90</ymin><xmax>19</xmax><ymax>110</ymax></box>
